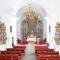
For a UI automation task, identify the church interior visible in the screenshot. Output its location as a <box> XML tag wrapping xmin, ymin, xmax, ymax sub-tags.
<box><xmin>0</xmin><ymin>0</ymin><xmax>60</xmax><ymax>60</ymax></box>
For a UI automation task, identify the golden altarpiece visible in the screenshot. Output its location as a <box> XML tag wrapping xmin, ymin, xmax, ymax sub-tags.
<box><xmin>21</xmin><ymin>8</ymin><xmax>43</xmax><ymax>41</ymax></box>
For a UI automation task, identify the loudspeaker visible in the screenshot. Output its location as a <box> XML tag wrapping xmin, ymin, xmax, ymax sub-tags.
<box><xmin>10</xmin><ymin>26</ymin><xmax>12</xmax><ymax>32</ymax></box>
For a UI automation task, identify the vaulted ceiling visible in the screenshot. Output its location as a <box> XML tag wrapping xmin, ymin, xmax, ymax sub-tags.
<box><xmin>0</xmin><ymin>0</ymin><xmax>60</xmax><ymax>17</ymax></box>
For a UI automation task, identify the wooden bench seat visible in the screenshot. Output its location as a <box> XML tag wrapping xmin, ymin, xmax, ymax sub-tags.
<box><xmin>0</xmin><ymin>54</ymin><xmax>20</xmax><ymax>60</ymax></box>
<box><xmin>35</xmin><ymin>46</ymin><xmax>59</xmax><ymax>60</ymax></box>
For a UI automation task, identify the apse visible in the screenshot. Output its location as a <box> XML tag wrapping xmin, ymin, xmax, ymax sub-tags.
<box><xmin>16</xmin><ymin>4</ymin><xmax>47</xmax><ymax>44</ymax></box>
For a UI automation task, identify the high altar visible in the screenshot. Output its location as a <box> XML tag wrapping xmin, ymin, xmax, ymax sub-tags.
<box><xmin>17</xmin><ymin>5</ymin><xmax>47</xmax><ymax>44</ymax></box>
<box><xmin>26</xmin><ymin>33</ymin><xmax>36</xmax><ymax>42</ymax></box>
<box><xmin>21</xmin><ymin>7</ymin><xmax>43</xmax><ymax>42</ymax></box>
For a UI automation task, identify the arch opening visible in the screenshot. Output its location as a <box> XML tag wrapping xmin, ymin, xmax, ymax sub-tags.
<box><xmin>16</xmin><ymin>4</ymin><xmax>47</xmax><ymax>44</ymax></box>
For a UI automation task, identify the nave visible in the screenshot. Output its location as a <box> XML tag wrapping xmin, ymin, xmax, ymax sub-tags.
<box><xmin>0</xmin><ymin>43</ymin><xmax>60</xmax><ymax>60</ymax></box>
<box><xmin>0</xmin><ymin>0</ymin><xmax>60</xmax><ymax>60</ymax></box>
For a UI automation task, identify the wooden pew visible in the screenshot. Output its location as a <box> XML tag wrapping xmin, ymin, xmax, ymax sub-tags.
<box><xmin>35</xmin><ymin>46</ymin><xmax>59</xmax><ymax>60</ymax></box>
<box><xmin>0</xmin><ymin>54</ymin><xmax>20</xmax><ymax>60</ymax></box>
<box><xmin>0</xmin><ymin>45</ymin><xmax>26</xmax><ymax>60</ymax></box>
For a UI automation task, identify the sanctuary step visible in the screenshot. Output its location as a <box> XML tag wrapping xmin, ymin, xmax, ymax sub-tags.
<box><xmin>17</xmin><ymin>38</ymin><xmax>47</xmax><ymax>45</ymax></box>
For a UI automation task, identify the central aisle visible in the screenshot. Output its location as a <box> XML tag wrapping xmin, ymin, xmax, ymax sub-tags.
<box><xmin>21</xmin><ymin>43</ymin><xmax>37</xmax><ymax>60</ymax></box>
